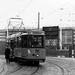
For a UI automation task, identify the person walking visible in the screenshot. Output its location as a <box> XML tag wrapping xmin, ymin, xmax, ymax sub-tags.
<box><xmin>9</xmin><ymin>48</ymin><xmax>13</xmax><ymax>65</ymax></box>
<box><xmin>5</xmin><ymin>46</ymin><xmax>11</xmax><ymax>64</ymax></box>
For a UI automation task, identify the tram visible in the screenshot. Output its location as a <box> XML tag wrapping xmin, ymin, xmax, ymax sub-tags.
<box><xmin>6</xmin><ymin>29</ymin><xmax>46</xmax><ymax>65</ymax></box>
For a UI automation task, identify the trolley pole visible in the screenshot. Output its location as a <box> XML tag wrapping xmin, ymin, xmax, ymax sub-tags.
<box><xmin>38</xmin><ymin>12</ymin><xmax>40</xmax><ymax>29</ymax></box>
<box><xmin>7</xmin><ymin>21</ymin><xmax>9</xmax><ymax>42</ymax></box>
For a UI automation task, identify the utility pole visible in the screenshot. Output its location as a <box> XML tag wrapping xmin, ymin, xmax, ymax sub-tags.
<box><xmin>6</xmin><ymin>21</ymin><xmax>9</xmax><ymax>43</ymax></box>
<box><xmin>7</xmin><ymin>22</ymin><xmax>9</xmax><ymax>38</ymax></box>
<box><xmin>60</xmin><ymin>8</ymin><xmax>63</xmax><ymax>50</ymax></box>
<box><xmin>38</xmin><ymin>12</ymin><xmax>40</xmax><ymax>29</ymax></box>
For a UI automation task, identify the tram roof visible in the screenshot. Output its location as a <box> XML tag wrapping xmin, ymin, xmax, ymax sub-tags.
<box><xmin>21</xmin><ymin>31</ymin><xmax>45</xmax><ymax>35</ymax></box>
<box><xmin>21</xmin><ymin>33</ymin><xmax>45</xmax><ymax>35</ymax></box>
<box><xmin>6</xmin><ymin>30</ymin><xmax>45</xmax><ymax>39</ymax></box>
<box><xmin>25</xmin><ymin>29</ymin><xmax>45</xmax><ymax>35</ymax></box>
<box><xmin>6</xmin><ymin>32</ymin><xmax>22</xmax><ymax>39</ymax></box>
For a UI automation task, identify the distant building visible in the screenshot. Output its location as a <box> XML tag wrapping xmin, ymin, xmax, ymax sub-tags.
<box><xmin>43</xmin><ymin>26</ymin><xmax>59</xmax><ymax>50</ymax></box>
<box><xmin>43</xmin><ymin>26</ymin><xmax>75</xmax><ymax>51</ymax></box>
<box><xmin>61</xmin><ymin>27</ymin><xmax>73</xmax><ymax>50</ymax></box>
<box><xmin>0</xmin><ymin>29</ymin><xmax>6</xmax><ymax>54</ymax></box>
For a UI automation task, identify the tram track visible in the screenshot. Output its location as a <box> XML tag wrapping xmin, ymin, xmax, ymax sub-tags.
<box><xmin>0</xmin><ymin>64</ymin><xmax>5</xmax><ymax>74</ymax></box>
<box><xmin>21</xmin><ymin>65</ymin><xmax>40</xmax><ymax>75</ymax></box>
<box><xmin>46</xmin><ymin>58</ymin><xmax>71</xmax><ymax>75</ymax></box>
<box><xmin>30</xmin><ymin>67</ymin><xmax>39</xmax><ymax>75</ymax></box>
<box><xmin>0</xmin><ymin>60</ymin><xmax>67</xmax><ymax>75</ymax></box>
<box><xmin>2</xmin><ymin>57</ymin><xmax>75</xmax><ymax>75</ymax></box>
<box><xmin>4</xmin><ymin>62</ymin><xmax>41</xmax><ymax>75</ymax></box>
<box><xmin>46</xmin><ymin>61</ymin><xmax>65</xmax><ymax>75</ymax></box>
<box><xmin>46</xmin><ymin>57</ymin><xmax>75</xmax><ymax>75</ymax></box>
<box><xmin>5</xmin><ymin>63</ymin><xmax>22</xmax><ymax>75</ymax></box>
<box><xmin>30</xmin><ymin>66</ymin><xmax>40</xmax><ymax>75</ymax></box>
<box><xmin>7</xmin><ymin>65</ymin><xmax>22</xmax><ymax>74</ymax></box>
<box><xmin>54</xmin><ymin>58</ymin><xmax>75</xmax><ymax>74</ymax></box>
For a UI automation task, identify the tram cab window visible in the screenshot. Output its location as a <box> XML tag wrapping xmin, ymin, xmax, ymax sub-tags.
<box><xmin>21</xmin><ymin>35</ymin><xmax>44</xmax><ymax>48</ymax></box>
<box><xmin>31</xmin><ymin>35</ymin><xmax>43</xmax><ymax>48</ymax></box>
<box><xmin>21</xmin><ymin>36</ymin><xmax>27</xmax><ymax>48</ymax></box>
<box><xmin>13</xmin><ymin>37</ymin><xmax>21</xmax><ymax>47</ymax></box>
<box><xmin>10</xmin><ymin>40</ymin><xmax>15</xmax><ymax>48</ymax></box>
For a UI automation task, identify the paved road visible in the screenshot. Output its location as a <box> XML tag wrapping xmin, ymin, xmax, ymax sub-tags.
<box><xmin>45</xmin><ymin>57</ymin><xmax>75</xmax><ymax>75</ymax></box>
<box><xmin>0</xmin><ymin>55</ymin><xmax>75</xmax><ymax>75</ymax></box>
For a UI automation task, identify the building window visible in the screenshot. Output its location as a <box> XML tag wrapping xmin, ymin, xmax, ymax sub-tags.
<box><xmin>62</xmin><ymin>30</ymin><xmax>72</xmax><ymax>50</ymax></box>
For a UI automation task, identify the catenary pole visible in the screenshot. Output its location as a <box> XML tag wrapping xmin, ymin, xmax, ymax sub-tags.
<box><xmin>38</xmin><ymin>12</ymin><xmax>40</xmax><ymax>29</ymax></box>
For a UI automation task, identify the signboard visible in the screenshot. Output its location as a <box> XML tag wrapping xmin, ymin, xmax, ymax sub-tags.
<box><xmin>43</xmin><ymin>26</ymin><xmax>59</xmax><ymax>39</ymax></box>
<box><xmin>43</xmin><ymin>26</ymin><xmax>59</xmax><ymax>31</ymax></box>
<box><xmin>45</xmin><ymin>31</ymin><xmax>58</xmax><ymax>36</ymax></box>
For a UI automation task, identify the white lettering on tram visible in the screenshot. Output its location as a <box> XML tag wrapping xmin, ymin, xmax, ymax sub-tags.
<box><xmin>28</xmin><ymin>49</ymin><xmax>31</xmax><ymax>54</ymax></box>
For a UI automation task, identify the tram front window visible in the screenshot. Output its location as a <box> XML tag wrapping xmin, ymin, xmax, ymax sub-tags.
<box><xmin>21</xmin><ymin>35</ymin><xmax>44</xmax><ymax>48</ymax></box>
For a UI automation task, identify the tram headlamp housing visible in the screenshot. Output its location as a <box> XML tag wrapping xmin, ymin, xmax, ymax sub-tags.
<box><xmin>36</xmin><ymin>55</ymin><xmax>39</xmax><ymax>57</ymax></box>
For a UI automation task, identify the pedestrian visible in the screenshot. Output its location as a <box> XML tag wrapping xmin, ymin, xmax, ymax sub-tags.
<box><xmin>5</xmin><ymin>46</ymin><xmax>11</xmax><ymax>64</ymax></box>
<box><xmin>9</xmin><ymin>48</ymin><xmax>13</xmax><ymax>65</ymax></box>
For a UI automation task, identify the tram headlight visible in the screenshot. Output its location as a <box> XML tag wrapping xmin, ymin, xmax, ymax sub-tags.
<box><xmin>36</xmin><ymin>55</ymin><xmax>39</xmax><ymax>57</ymax></box>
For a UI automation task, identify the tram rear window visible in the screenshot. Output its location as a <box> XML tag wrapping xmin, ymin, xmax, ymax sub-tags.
<box><xmin>21</xmin><ymin>35</ymin><xmax>44</xmax><ymax>48</ymax></box>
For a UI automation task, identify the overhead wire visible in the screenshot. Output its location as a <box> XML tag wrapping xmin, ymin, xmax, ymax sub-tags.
<box><xmin>18</xmin><ymin>0</ymin><xmax>33</xmax><ymax>16</ymax></box>
<box><xmin>44</xmin><ymin>0</ymin><xmax>74</xmax><ymax>19</ymax></box>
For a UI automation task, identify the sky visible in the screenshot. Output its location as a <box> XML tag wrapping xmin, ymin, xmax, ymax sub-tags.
<box><xmin>0</xmin><ymin>0</ymin><xmax>75</xmax><ymax>29</ymax></box>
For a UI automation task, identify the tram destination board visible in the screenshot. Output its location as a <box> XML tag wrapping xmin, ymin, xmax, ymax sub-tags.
<box><xmin>43</xmin><ymin>26</ymin><xmax>59</xmax><ymax>39</ymax></box>
<box><xmin>43</xmin><ymin>26</ymin><xmax>59</xmax><ymax>31</ymax></box>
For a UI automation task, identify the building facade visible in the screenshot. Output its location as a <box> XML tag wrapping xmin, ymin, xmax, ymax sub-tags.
<box><xmin>61</xmin><ymin>28</ymin><xmax>73</xmax><ymax>50</ymax></box>
<box><xmin>43</xmin><ymin>26</ymin><xmax>59</xmax><ymax>50</ymax></box>
<box><xmin>43</xmin><ymin>26</ymin><xmax>74</xmax><ymax>51</ymax></box>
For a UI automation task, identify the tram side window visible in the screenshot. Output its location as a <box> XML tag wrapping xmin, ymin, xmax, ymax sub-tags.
<box><xmin>35</xmin><ymin>36</ymin><xmax>44</xmax><ymax>48</ymax></box>
<box><xmin>14</xmin><ymin>38</ymin><xmax>17</xmax><ymax>47</ymax></box>
<box><xmin>10</xmin><ymin>40</ymin><xmax>15</xmax><ymax>48</ymax></box>
<box><xmin>27</xmin><ymin>36</ymin><xmax>32</xmax><ymax>47</ymax></box>
<box><xmin>17</xmin><ymin>37</ymin><xmax>21</xmax><ymax>47</ymax></box>
<box><xmin>37</xmin><ymin>36</ymin><xmax>44</xmax><ymax>47</ymax></box>
<box><xmin>14</xmin><ymin>37</ymin><xmax>21</xmax><ymax>47</ymax></box>
<box><xmin>21</xmin><ymin>36</ymin><xmax>27</xmax><ymax>48</ymax></box>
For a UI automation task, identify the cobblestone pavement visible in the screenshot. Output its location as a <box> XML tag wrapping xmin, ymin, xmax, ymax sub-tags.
<box><xmin>0</xmin><ymin>55</ymin><xmax>75</xmax><ymax>75</ymax></box>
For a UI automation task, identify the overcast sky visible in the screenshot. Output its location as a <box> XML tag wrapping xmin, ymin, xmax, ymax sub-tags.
<box><xmin>0</xmin><ymin>0</ymin><xmax>75</xmax><ymax>29</ymax></box>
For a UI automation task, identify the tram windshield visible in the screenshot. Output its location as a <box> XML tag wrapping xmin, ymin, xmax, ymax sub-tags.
<box><xmin>21</xmin><ymin>35</ymin><xmax>44</xmax><ymax>48</ymax></box>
